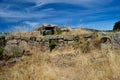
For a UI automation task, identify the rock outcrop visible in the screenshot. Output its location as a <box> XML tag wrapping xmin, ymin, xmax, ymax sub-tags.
<box><xmin>3</xmin><ymin>45</ymin><xmax>24</xmax><ymax>57</ymax></box>
<box><xmin>112</xmin><ymin>32</ymin><xmax>120</xmax><ymax>49</ymax></box>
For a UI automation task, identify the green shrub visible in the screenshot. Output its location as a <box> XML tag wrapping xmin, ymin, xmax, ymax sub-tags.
<box><xmin>0</xmin><ymin>47</ymin><xmax>3</xmax><ymax>54</ymax></box>
<box><xmin>55</xmin><ymin>29</ymin><xmax>62</xmax><ymax>35</ymax></box>
<box><xmin>49</xmin><ymin>40</ymin><xmax>57</xmax><ymax>51</ymax></box>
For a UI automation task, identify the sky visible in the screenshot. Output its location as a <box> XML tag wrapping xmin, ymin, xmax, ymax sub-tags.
<box><xmin>0</xmin><ymin>0</ymin><xmax>120</xmax><ymax>32</ymax></box>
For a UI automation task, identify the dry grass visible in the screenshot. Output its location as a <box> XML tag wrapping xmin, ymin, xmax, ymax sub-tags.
<box><xmin>62</xmin><ymin>28</ymin><xmax>93</xmax><ymax>35</ymax></box>
<box><xmin>10</xmin><ymin>31</ymin><xmax>43</xmax><ymax>38</ymax></box>
<box><xmin>0</xmin><ymin>46</ymin><xmax>120</xmax><ymax>80</ymax></box>
<box><xmin>0</xmin><ymin>28</ymin><xmax>120</xmax><ymax>80</ymax></box>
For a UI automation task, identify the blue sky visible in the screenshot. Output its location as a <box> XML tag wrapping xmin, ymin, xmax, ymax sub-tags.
<box><xmin>0</xmin><ymin>0</ymin><xmax>120</xmax><ymax>32</ymax></box>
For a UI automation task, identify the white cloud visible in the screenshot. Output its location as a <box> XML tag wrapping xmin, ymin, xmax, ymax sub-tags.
<box><xmin>23</xmin><ymin>21</ymin><xmax>40</xmax><ymax>28</ymax></box>
<box><xmin>0</xmin><ymin>8</ymin><xmax>54</xmax><ymax>19</ymax></box>
<box><xmin>0</xmin><ymin>0</ymin><xmax>117</xmax><ymax>31</ymax></box>
<box><xmin>7</xmin><ymin>21</ymin><xmax>40</xmax><ymax>32</ymax></box>
<box><xmin>24</xmin><ymin>0</ymin><xmax>113</xmax><ymax>8</ymax></box>
<box><xmin>8</xmin><ymin>26</ymin><xmax>30</xmax><ymax>32</ymax></box>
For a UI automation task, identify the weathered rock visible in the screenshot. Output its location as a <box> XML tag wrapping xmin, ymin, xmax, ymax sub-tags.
<box><xmin>5</xmin><ymin>36</ymin><xmax>14</xmax><ymax>40</ymax></box>
<box><xmin>44</xmin><ymin>35</ymin><xmax>58</xmax><ymax>41</ymax></box>
<box><xmin>68</xmin><ymin>41</ymin><xmax>74</xmax><ymax>44</ymax></box>
<box><xmin>97</xmin><ymin>32</ymin><xmax>107</xmax><ymax>37</ymax></box>
<box><xmin>90</xmin><ymin>57</ymin><xmax>107</xmax><ymax>63</ymax></box>
<box><xmin>21</xmin><ymin>36</ymin><xmax>30</xmax><ymax>41</ymax></box>
<box><xmin>83</xmin><ymin>34</ymin><xmax>92</xmax><ymax>38</ymax></box>
<box><xmin>52</xmin><ymin>51</ymin><xmax>80</xmax><ymax>63</ymax></box>
<box><xmin>0</xmin><ymin>61</ymin><xmax>5</xmax><ymax>66</ymax></box>
<box><xmin>100</xmin><ymin>37</ymin><xmax>111</xmax><ymax>43</ymax></box>
<box><xmin>6</xmin><ymin>40</ymin><xmax>18</xmax><ymax>45</ymax></box>
<box><xmin>112</xmin><ymin>32</ymin><xmax>120</xmax><ymax>49</ymax></box>
<box><xmin>58</xmin><ymin>41</ymin><xmax>64</xmax><ymax>47</ymax></box>
<box><xmin>55</xmin><ymin>61</ymin><xmax>76</xmax><ymax>67</ymax></box>
<box><xmin>24</xmin><ymin>51</ymin><xmax>32</xmax><ymax>56</ymax></box>
<box><xmin>14</xmin><ymin>36</ymin><xmax>21</xmax><ymax>40</ymax></box>
<box><xmin>3</xmin><ymin>45</ymin><xmax>24</xmax><ymax>57</ymax></box>
<box><xmin>5</xmin><ymin>58</ymin><xmax>16</xmax><ymax>65</ymax></box>
<box><xmin>30</xmin><ymin>36</ymin><xmax>36</xmax><ymax>41</ymax></box>
<box><xmin>36</xmin><ymin>37</ymin><xmax>42</xmax><ymax>42</ymax></box>
<box><xmin>63</xmin><ymin>35</ymin><xmax>74</xmax><ymax>41</ymax></box>
<box><xmin>28</xmin><ymin>41</ymin><xmax>40</xmax><ymax>46</ymax></box>
<box><xmin>19</xmin><ymin>40</ymin><xmax>29</xmax><ymax>50</ymax></box>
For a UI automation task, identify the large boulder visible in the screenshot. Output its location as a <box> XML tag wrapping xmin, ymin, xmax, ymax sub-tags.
<box><xmin>6</xmin><ymin>40</ymin><xmax>18</xmax><ymax>45</ymax></box>
<box><xmin>63</xmin><ymin>35</ymin><xmax>74</xmax><ymax>41</ymax></box>
<box><xmin>112</xmin><ymin>32</ymin><xmax>120</xmax><ymax>49</ymax></box>
<box><xmin>3</xmin><ymin>45</ymin><xmax>24</xmax><ymax>57</ymax></box>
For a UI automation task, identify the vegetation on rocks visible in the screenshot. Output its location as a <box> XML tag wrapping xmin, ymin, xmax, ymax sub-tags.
<box><xmin>113</xmin><ymin>20</ymin><xmax>120</xmax><ymax>31</ymax></box>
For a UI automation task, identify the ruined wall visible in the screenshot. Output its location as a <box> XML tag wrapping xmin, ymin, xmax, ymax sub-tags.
<box><xmin>1</xmin><ymin>32</ymin><xmax>120</xmax><ymax>58</ymax></box>
<box><xmin>0</xmin><ymin>35</ymin><xmax>78</xmax><ymax>56</ymax></box>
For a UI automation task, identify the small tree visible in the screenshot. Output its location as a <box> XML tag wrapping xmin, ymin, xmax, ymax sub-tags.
<box><xmin>113</xmin><ymin>21</ymin><xmax>120</xmax><ymax>31</ymax></box>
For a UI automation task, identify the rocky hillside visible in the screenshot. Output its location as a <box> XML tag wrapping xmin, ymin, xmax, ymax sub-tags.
<box><xmin>0</xmin><ymin>25</ymin><xmax>120</xmax><ymax>80</ymax></box>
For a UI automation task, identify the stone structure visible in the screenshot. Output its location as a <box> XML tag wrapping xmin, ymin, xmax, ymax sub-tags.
<box><xmin>36</xmin><ymin>24</ymin><xmax>58</xmax><ymax>35</ymax></box>
<box><xmin>1</xmin><ymin>24</ymin><xmax>120</xmax><ymax>66</ymax></box>
<box><xmin>35</xmin><ymin>24</ymin><xmax>70</xmax><ymax>36</ymax></box>
<box><xmin>0</xmin><ymin>33</ymin><xmax>79</xmax><ymax>59</ymax></box>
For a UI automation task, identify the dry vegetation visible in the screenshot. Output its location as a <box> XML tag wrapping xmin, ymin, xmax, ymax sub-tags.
<box><xmin>0</xmin><ymin>43</ymin><xmax>120</xmax><ymax>80</ymax></box>
<box><xmin>62</xmin><ymin>28</ymin><xmax>93</xmax><ymax>35</ymax></box>
<box><xmin>0</xmin><ymin>29</ymin><xmax>120</xmax><ymax>80</ymax></box>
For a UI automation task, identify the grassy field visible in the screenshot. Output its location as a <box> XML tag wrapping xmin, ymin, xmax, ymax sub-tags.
<box><xmin>0</xmin><ymin>44</ymin><xmax>120</xmax><ymax>80</ymax></box>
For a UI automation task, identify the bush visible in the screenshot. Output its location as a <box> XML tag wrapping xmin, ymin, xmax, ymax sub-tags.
<box><xmin>49</xmin><ymin>40</ymin><xmax>57</xmax><ymax>51</ymax></box>
<box><xmin>0</xmin><ymin>47</ymin><xmax>3</xmax><ymax>58</ymax></box>
<box><xmin>0</xmin><ymin>47</ymin><xmax>3</xmax><ymax>54</ymax></box>
<box><xmin>113</xmin><ymin>21</ymin><xmax>120</xmax><ymax>31</ymax></box>
<box><xmin>55</xmin><ymin>29</ymin><xmax>62</xmax><ymax>35</ymax></box>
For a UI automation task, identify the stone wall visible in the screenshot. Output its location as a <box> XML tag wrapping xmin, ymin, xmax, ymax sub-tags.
<box><xmin>1</xmin><ymin>32</ymin><xmax>120</xmax><ymax>66</ymax></box>
<box><xmin>0</xmin><ymin>35</ymin><xmax>80</xmax><ymax>64</ymax></box>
